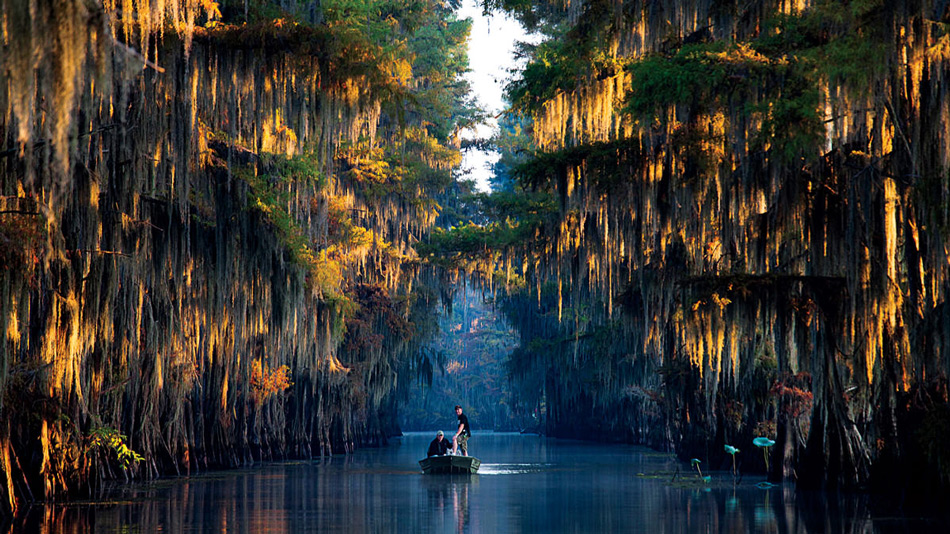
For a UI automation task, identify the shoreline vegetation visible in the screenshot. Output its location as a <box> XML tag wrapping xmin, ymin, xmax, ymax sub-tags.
<box><xmin>0</xmin><ymin>0</ymin><xmax>476</xmax><ymax>514</ymax></box>
<box><xmin>424</xmin><ymin>0</ymin><xmax>950</xmax><ymax>499</ymax></box>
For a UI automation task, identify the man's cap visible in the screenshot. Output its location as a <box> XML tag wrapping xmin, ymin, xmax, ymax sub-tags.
<box><xmin>437</xmin><ymin>430</ymin><xmax>443</xmax><ymax>436</ymax></box>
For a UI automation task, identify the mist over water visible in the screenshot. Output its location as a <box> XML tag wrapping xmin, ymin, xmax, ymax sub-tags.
<box><xmin>13</xmin><ymin>433</ymin><xmax>946</xmax><ymax>533</ymax></box>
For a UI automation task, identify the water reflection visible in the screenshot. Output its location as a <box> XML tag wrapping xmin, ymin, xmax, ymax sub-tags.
<box><xmin>7</xmin><ymin>433</ymin><xmax>947</xmax><ymax>533</ymax></box>
<box><xmin>422</xmin><ymin>475</ymin><xmax>472</xmax><ymax>532</ymax></box>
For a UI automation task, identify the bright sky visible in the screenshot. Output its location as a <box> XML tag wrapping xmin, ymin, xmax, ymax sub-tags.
<box><xmin>455</xmin><ymin>0</ymin><xmax>535</xmax><ymax>191</ymax></box>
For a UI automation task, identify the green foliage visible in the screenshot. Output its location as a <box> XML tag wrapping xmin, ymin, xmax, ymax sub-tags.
<box><xmin>204</xmin><ymin>1</ymin><xmax>478</xmax><ymax>312</ymax></box>
<box><xmin>417</xmin><ymin>191</ymin><xmax>556</xmax><ymax>268</ymax></box>
<box><xmin>237</xmin><ymin>156</ymin><xmax>318</xmax><ymax>267</ymax></box>
<box><xmin>621</xmin><ymin>0</ymin><xmax>887</xmax><ymax>159</ymax></box>
<box><xmin>624</xmin><ymin>42</ymin><xmax>781</xmax><ymax>118</ymax></box>
<box><xmin>337</xmin><ymin>130</ymin><xmax>456</xmax><ymax>213</ymax></box>
<box><xmin>506</xmin><ymin>0</ymin><xmax>623</xmax><ymax>113</ymax></box>
<box><xmin>322</xmin><ymin>0</ymin><xmax>432</xmax><ymax>33</ymax></box>
<box><xmin>750</xmin><ymin>83</ymin><xmax>823</xmax><ymax>161</ymax></box>
<box><xmin>621</xmin><ymin>39</ymin><xmax>826</xmax><ymax>161</ymax></box>
<box><xmin>480</xmin><ymin>0</ymin><xmax>573</xmax><ymax>32</ymax></box>
<box><xmin>420</xmin><ymin>222</ymin><xmax>515</xmax><ymax>262</ymax></box>
<box><xmin>504</xmin><ymin>0</ymin><xmax>888</xmax><ymax>164</ymax></box>
<box><xmin>87</xmin><ymin>427</ymin><xmax>145</xmax><ymax>470</ymax></box>
<box><xmin>471</xmin><ymin>190</ymin><xmax>556</xmax><ymax>225</ymax></box>
<box><xmin>756</xmin><ymin>0</ymin><xmax>888</xmax><ymax>88</ymax></box>
<box><xmin>407</xmin><ymin>16</ymin><xmax>483</xmax><ymax>140</ymax></box>
<box><xmin>233</xmin><ymin>154</ymin><xmax>356</xmax><ymax>301</ymax></box>
<box><xmin>513</xmin><ymin>138</ymin><xmax>646</xmax><ymax>191</ymax></box>
<box><xmin>260</xmin><ymin>152</ymin><xmax>328</xmax><ymax>188</ymax></box>
<box><xmin>507</xmin><ymin>27</ymin><xmax>621</xmax><ymax>114</ymax></box>
<box><xmin>506</xmin><ymin>33</ymin><xmax>577</xmax><ymax>112</ymax></box>
<box><xmin>204</xmin><ymin>1</ymin><xmax>448</xmax><ymax>98</ymax></box>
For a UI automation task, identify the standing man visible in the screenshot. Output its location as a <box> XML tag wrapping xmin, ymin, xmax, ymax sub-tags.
<box><xmin>452</xmin><ymin>405</ymin><xmax>471</xmax><ymax>456</ymax></box>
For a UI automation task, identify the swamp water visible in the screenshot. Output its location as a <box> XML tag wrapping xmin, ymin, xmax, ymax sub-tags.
<box><xmin>10</xmin><ymin>432</ymin><xmax>947</xmax><ymax>533</ymax></box>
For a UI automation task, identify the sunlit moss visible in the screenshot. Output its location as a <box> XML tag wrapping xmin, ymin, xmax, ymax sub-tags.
<box><xmin>0</xmin><ymin>0</ymin><xmax>473</xmax><ymax>511</ymax></box>
<box><xmin>484</xmin><ymin>0</ymin><xmax>950</xmax><ymax>492</ymax></box>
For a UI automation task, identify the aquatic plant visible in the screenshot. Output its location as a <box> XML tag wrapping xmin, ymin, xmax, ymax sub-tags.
<box><xmin>689</xmin><ymin>458</ymin><xmax>710</xmax><ymax>483</ymax></box>
<box><xmin>753</xmin><ymin>437</ymin><xmax>776</xmax><ymax>473</ymax></box>
<box><xmin>690</xmin><ymin>458</ymin><xmax>702</xmax><ymax>477</ymax></box>
<box><xmin>724</xmin><ymin>445</ymin><xmax>740</xmax><ymax>478</ymax></box>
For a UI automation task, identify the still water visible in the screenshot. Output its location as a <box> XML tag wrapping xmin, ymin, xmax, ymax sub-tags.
<box><xmin>14</xmin><ymin>432</ymin><xmax>947</xmax><ymax>533</ymax></box>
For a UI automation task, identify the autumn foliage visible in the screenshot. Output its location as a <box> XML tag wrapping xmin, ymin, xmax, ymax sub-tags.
<box><xmin>250</xmin><ymin>361</ymin><xmax>293</xmax><ymax>404</ymax></box>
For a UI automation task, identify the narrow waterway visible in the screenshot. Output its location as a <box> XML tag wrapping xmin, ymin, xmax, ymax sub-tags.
<box><xmin>12</xmin><ymin>433</ymin><xmax>946</xmax><ymax>533</ymax></box>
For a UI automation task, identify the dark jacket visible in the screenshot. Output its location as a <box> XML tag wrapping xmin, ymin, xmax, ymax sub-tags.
<box><xmin>427</xmin><ymin>436</ymin><xmax>449</xmax><ymax>457</ymax></box>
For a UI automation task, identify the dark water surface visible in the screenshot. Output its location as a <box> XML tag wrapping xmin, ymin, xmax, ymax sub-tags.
<box><xmin>13</xmin><ymin>432</ymin><xmax>947</xmax><ymax>533</ymax></box>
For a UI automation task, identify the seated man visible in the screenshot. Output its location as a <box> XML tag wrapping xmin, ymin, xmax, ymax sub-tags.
<box><xmin>427</xmin><ymin>430</ymin><xmax>449</xmax><ymax>457</ymax></box>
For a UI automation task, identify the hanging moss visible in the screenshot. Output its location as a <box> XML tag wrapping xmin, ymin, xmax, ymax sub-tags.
<box><xmin>473</xmin><ymin>0</ymin><xmax>950</xmax><ymax>494</ymax></box>
<box><xmin>0</xmin><ymin>0</ymin><xmax>474</xmax><ymax>514</ymax></box>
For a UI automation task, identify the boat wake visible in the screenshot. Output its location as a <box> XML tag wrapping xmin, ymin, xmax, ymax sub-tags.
<box><xmin>477</xmin><ymin>463</ymin><xmax>551</xmax><ymax>475</ymax></box>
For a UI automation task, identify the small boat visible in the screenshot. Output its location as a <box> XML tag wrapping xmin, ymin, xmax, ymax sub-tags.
<box><xmin>418</xmin><ymin>454</ymin><xmax>481</xmax><ymax>474</ymax></box>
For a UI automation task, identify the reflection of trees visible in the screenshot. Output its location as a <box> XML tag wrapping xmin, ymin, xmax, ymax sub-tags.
<box><xmin>14</xmin><ymin>467</ymin><xmax>293</xmax><ymax>533</ymax></box>
<box><xmin>401</xmin><ymin>287</ymin><xmax>522</xmax><ymax>432</ymax></box>
<box><xmin>668</xmin><ymin>485</ymin><xmax>891</xmax><ymax>534</ymax></box>
<box><xmin>13</xmin><ymin>446</ymin><xmax>942</xmax><ymax>534</ymax></box>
